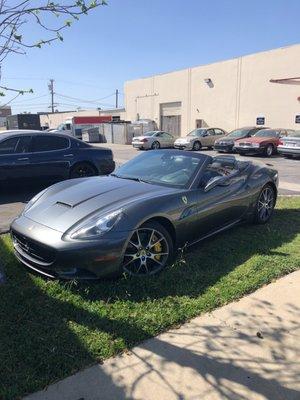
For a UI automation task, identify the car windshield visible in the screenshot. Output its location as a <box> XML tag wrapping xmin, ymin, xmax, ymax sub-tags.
<box><xmin>187</xmin><ymin>129</ymin><xmax>207</xmax><ymax>137</ymax></box>
<box><xmin>143</xmin><ymin>131</ymin><xmax>157</xmax><ymax>137</ymax></box>
<box><xmin>288</xmin><ymin>130</ymin><xmax>300</xmax><ymax>137</ymax></box>
<box><xmin>112</xmin><ymin>151</ymin><xmax>206</xmax><ymax>188</ymax></box>
<box><xmin>253</xmin><ymin>129</ymin><xmax>280</xmax><ymax>138</ymax></box>
<box><xmin>227</xmin><ymin>129</ymin><xmax>252</xmax><ymax>138</ymax></box>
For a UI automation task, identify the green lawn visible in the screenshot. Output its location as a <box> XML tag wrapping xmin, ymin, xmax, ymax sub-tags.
<box><xmin>0</xmin><ymin>197</ymin><xmax>300</xmax><ymax>400</ymax></box>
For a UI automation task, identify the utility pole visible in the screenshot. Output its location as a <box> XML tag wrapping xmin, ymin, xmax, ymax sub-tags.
<box><xmin>48</xmin><ymin>79</ymin><xmax>55</xmax><ymax>113</ymax></box>
<box><xmin>115</xmin><ymin>89</ymin><xmax>119</xmax><ymax>109</ymax></box>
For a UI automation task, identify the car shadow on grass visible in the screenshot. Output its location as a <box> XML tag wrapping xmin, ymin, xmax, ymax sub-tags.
<box><xmin>68</xmin><ymin>207</ymin><xmax>300</xmax><ymax>303</ymax></box>
<box><xmin>0</xmin><ymin>206</ymin><xmax>299</xmax><ymax>399</ymax></box>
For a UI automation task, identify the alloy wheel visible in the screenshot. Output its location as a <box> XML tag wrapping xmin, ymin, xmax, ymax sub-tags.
<box><xmin>152</xmin><ymin>141</ymin><xmax>160</xmax><ymax>150</ymax></box>
<box><xmin>71</xmin><ymin>163</ymin><xmax>96</xmax><ymax>178</ymax></box>
<box><xmin>266</xmin><ymin>145</ymin><xmax>273</xmax><ymax>157</ymax></box>
<box><xmin>122</xmin><ymin>228</ymin><xmax>169</xmax><ymax>276</ymax></box>
<box><xmin>193</xmin><ymin>141</ymin><xmax>201</xmax><ymax>151</ymax></box>
<box><xmin>257</xmin><ymin>186</ymin><xmax>275</xmax><ymax>222</ymax></box>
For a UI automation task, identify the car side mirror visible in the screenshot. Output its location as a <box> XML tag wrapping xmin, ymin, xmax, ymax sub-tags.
<box><xmin>204</xmin><ymin>176</ymin><xmax>230</xmax><ymax>192</ymax></box>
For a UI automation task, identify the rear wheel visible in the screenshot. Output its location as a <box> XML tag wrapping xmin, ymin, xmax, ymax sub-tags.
<box><xmin>253</xmin><ymin>184</ymin><xmax>276</xmax><ymax>224</ymax></box>
<box><xmin>122</xmin><ymin>221</ymin><xmax>173</xmax><ymax>276</ymax></box>
<box><xmin>193</xmin><ymin>141</ymin><xmax>201</xmax><ymax>151</ymax></box>
<box><xmin>70</xmin><ymin>162</ymin><xmax>97</xmax><ymax>179</ymax></box>
<box><xmin>151</xmin><ymin>141</ymin><xmax>160</xmax><ymax>150</ymax></box>
<box><xmin>264</xmin><ymin>144</ymin><xmax>274</xmax><ymax>157</ymax></box>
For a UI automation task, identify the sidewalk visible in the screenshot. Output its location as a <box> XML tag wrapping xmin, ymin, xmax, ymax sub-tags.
<box><xmin>25</xmin><ymin>271</ymin><xmax>300</xmax><ymax>400</ymax></box>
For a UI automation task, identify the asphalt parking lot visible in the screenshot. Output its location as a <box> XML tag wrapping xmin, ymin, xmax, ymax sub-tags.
<box><xmin>0</xmin><ymin>143</ymin><xmax>299</xmax><ymax>233</ymax></box>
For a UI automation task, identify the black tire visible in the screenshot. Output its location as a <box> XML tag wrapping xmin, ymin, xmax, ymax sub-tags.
<box><xmin>151</xmin><ymin>141</ymin><xmax>160</xmax><ymax>150</ymax></box>
<box><xmin>192</xmin><ymin>141</ymin><xmax>201</xmax><ymax>151</ymax></box>
<box><xmin>285</xmin><ymin>154</ymin><xmax>293</xmax><ymax>159</ymax></box>
<box><xmin>70</xmin><ymin>162</ymin><xmax>97</xmax><ymax>179</ymax></box>
<box><xmin>253</xmin><ymin>184</ymin><xmax>276</xmax><ymax>224</ymax></box>
<box><xmin>121</xmin><ymin>221</ymin><xmax>174</xmax><ymax>277</ymax></box>
<box><xmin>264</xmin><ymin>144</ymin><xmax>274</xmax><ymax>157</ymax></box>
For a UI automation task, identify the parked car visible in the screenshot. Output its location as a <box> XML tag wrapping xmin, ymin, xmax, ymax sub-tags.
<box><xmin>174</xmin><ymin>128</ymin><xmax>227</xmax><ymax>150</ymax></box>
<box><xmin>234</xmin><ymin>128</ymin><xmax>290</xmax><ymax>157</ymax></box>
<box><xmin>214</xmin><ymin>127</ymin><xmax>265</xmax><ymax>153</ymax></box>
<box><xmin>277</xmin><ymin>130</ymin><xmax>300</xmax><ymax>158</ymax></box>
<box><xmin>11</xmin><ymin>150</ymin><xmax>278</xmax><ymax>280</ymax></box>
<box><xmin>132</xmin><ymin>131</ymin><xmax>175</xmax><ymax>150</ymax></box>
<box><xmin>0</xmin><ymin>130</ymin><xmax>115</xmax><ymax>185</ymax></box>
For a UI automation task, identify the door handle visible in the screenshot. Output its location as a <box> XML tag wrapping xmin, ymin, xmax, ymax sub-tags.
<box><xmin>64</xmin><ymin>154</ymin><xmax>74</xmax><ymax>158</ymax></box>
<box><xmin>17</xmin><ymin>157</ymin><xmax>29</xmax><ymax>161</ymax></box>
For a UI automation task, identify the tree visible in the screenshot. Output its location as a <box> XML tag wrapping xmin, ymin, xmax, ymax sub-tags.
<box><xmin>0</xmin><ymin>0</ymin><xmax>106</xmax><ymax>100</ymax></box>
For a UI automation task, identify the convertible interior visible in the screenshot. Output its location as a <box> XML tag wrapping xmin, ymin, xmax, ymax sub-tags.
<box><xmin>199</xmin><ymin>156</ymin><xmax>250</xmax><ymax>188</ymax></box>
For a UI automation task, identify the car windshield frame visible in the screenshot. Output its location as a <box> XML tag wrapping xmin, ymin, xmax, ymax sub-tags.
<box><xmin>187</xmin><ymin>129</ymin><xmax>207</xmax><ymax>137</ymax></box>
<box><xmin>112</xmin><ymin>150</ymin><xmax>210</xmax><ymax>189</ymax></box>
<box><xmin>142</xmin><ymin>131</ymin><xmax>158</xmax><ymax>137</ymax></box>
<box><xmin>253</xmin><ymin>129</ymin><xmax>280</xmax><ymax>138</ymax></box>
<box><xmin>227</xmin><ymin>129</ymin><xmax>253</xmax><ymax>139</ymax></box>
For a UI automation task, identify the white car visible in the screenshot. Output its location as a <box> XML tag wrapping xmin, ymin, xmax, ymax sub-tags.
<box><xmin>132</xmin><ymin>131</ymin><xmax>175</xmax><ymax>150</ymax></box>
<box><xmin>278</xmin><ymin>130</ymin><xmax>300</xmax><ymax>158</ymax></box>
<box><xmin>174</xmin><ymin>128</ymin><xmax>227</xmax><ymax>151</ymax></box>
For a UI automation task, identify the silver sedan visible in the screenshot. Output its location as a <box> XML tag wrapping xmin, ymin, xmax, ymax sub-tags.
<box><xmin>132</xmin><ymin>131</ymin><xmax>175</xmax><ymax>150</ymax></box>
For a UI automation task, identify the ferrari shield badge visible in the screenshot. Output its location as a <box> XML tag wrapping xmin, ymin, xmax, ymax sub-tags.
<box><xmin>182</xmin><ymin>196</ymin><xmax>188</xmax><ymax>204</ymax></box>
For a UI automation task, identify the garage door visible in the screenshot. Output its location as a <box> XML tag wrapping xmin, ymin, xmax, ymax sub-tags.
<box><xmin>160</xmin><ymin>102</ymin><xmax>181</xmax><ymax>137</ymax></box>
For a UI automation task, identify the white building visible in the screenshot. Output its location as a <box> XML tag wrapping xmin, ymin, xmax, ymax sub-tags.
<box><xmin>124</xmin><ymin>44</ymin><xmax>300</xmax><ymax>136</ymax></box>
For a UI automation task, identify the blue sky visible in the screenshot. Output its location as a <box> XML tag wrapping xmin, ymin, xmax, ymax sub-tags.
<box><xmin>2</xmin><ymin>0</ymin><xmax>300</xmax><ymax>113</ymax></box>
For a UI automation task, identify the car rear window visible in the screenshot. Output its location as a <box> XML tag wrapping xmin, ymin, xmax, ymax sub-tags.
<box><xmin>31</xmin><ymin>136</ymin><xmax>70</xmax><ymax>152</ymax></box>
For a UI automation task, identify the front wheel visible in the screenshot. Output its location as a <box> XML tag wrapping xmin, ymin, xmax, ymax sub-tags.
<box><xmin>192</xmin><ymin>141</ymin><xmax>201</xmax><ymax>151</ymax></box>
<box><xmin>253</xmin><ymin>184</ymin><xmax>276</xmax><ymax>224</ymax></box>
<box><xmin>151</xmin><ymin>141</ymin><xmax>160</xmax><ymax>150</ymax></box>
<box><xmin>264</xmin><ymin>144</ymin><xmax>273</xmax><ymax>157</ymax></box>
<box><xmin>122</xmin><ymin>221</ymin><xmax>173</xmax><ymax>276</ymax></box>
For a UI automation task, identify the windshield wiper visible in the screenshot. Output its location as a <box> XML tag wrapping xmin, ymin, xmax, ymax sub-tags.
<box><xmin>111</xmin><ymin>174</ymin><xmax>150</xmax><ymax>184</ymax></box>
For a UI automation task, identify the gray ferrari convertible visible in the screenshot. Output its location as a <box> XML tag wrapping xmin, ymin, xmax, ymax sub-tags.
<box><xmin>11</xmin><ymin>150</ymin><xmax>278</xmax><ymax>279</ymax></box>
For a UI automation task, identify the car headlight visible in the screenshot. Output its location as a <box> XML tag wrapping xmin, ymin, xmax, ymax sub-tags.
<box><xmin>67</xmin><ymin>209</ymin><xmax>123</xmax><ymax>240</ymax></box>
<box><xmin>23</xmin><ymin>188</ymin><xmax>49</xmax><ymax>214</ymax></box>
<box><xmin>251</xmin><ymin>143</ymin><xmax>260</xmax><ymax>148</ymax></box>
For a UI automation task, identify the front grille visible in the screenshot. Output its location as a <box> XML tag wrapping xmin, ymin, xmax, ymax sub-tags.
<box><xmin>238</xmin><ymin>142</ymin><xmax>252</xmax><ymax>147</ymax></box>
<box><xmin>12</xmin><ymin>231</ymin><xmax>56</xmax><ymax>265</ymax></box>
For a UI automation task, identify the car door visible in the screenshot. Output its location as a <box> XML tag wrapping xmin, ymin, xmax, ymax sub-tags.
<box><xmin>29</xmin><ymin>135</ymin><xmax>71</xmax><ymax>182</ymax></box>
<box><xmin>0</xmin><ymin>136</ymin><xmax>32</xmax><ymax>183</ymax></box>
<box><xmin>201</xmin><ymin>129</ymin><xmax>214</xmax><ymax>147</ymax></box>
<box><xmin>179</xmin><ymin>165</ymin><xmax>250</xmax><ymax>243</ymax></box>
<box><xmin>160</xmin><ymin>132</ymin><xmax>174</xmax><ymax>148</ymax></box>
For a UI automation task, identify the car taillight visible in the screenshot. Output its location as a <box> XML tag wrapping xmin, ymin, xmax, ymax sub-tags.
<box><xmin>278</xmin><ymin>140</ymin><xmax>283</xmax><ymax>145</ymax></box>
<box><xmin>141</xmin><ymin>138</ymin><xmax>148</xmax><ymax>143</ymax></box>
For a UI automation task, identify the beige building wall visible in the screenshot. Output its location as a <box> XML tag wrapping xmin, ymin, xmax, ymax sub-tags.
<box><xmin>124</xmin><ymin>44</ymin><xmax>300</xmax><ymax>135</ymax></box>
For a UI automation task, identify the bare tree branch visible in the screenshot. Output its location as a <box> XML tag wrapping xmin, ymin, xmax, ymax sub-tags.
<box><xmin>0</xmin><ymin>0</ymin><xmax>106</xmax><ymax>96</ymax></box>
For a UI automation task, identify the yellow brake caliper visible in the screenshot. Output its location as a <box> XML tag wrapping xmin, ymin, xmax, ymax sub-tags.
<box><xmin>153</xmin><ymin>235</ymin><xmax>162</xmax><ymax>261</ymax></box>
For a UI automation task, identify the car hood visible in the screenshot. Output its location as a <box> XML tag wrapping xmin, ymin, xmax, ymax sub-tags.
<box><xmin>24</xmin><ymin>176</ymin><xmax>176</xmax><ymax>233</ymax></box>
<box><xmin>132</xmin><ymin>136</ymin><xmax>152</xmax><ymax>141</ymax></box>
<box><xmin>175</xmin><ymin>136</ymin><xmax>194</xmax><ymax>142</ymax></box>
<box><xmin>215</xmin><ymin>137</ymin><xmax>235</xmax><ymax>143</ymax></box>
<box><xmin>235</xmin><ymin>136</ymin><xmax>274</xmax><ymax>143</ymax></box>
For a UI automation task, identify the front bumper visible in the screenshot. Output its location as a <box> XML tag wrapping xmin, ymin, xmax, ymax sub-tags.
<box><xmin>132</xmin><ymin>142</ymin><xmax>149</xmax><ymax>149</ymax></box>
<box><xmin>11</xmin><ymin>216</ymin><xmax>130</xmax><ymax>280</ymax></box>
<box><xmin>214</xmin><ymin>143</ymin><xmax>234</xmax><ymax>152</ymax></box>
<box><xmin>174</xmin><ymin>142</ymin><xmax>192</xmax><ymax>150</ymax></box>
<box><xmin>234</xmin><ymin>146</ymin><xmax>265</xmax><ymax>155</ymax></box>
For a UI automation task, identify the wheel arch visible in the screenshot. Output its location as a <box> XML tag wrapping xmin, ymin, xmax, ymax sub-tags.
<box><xmin>141</xmin><ymin>216</ymin><xmax>176</xmax><ymax>246</ymax></box>
<box><xmin>70</xmin><ymin>160</ymin><xmax>98</xmax><ymax>176</ymax></box>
